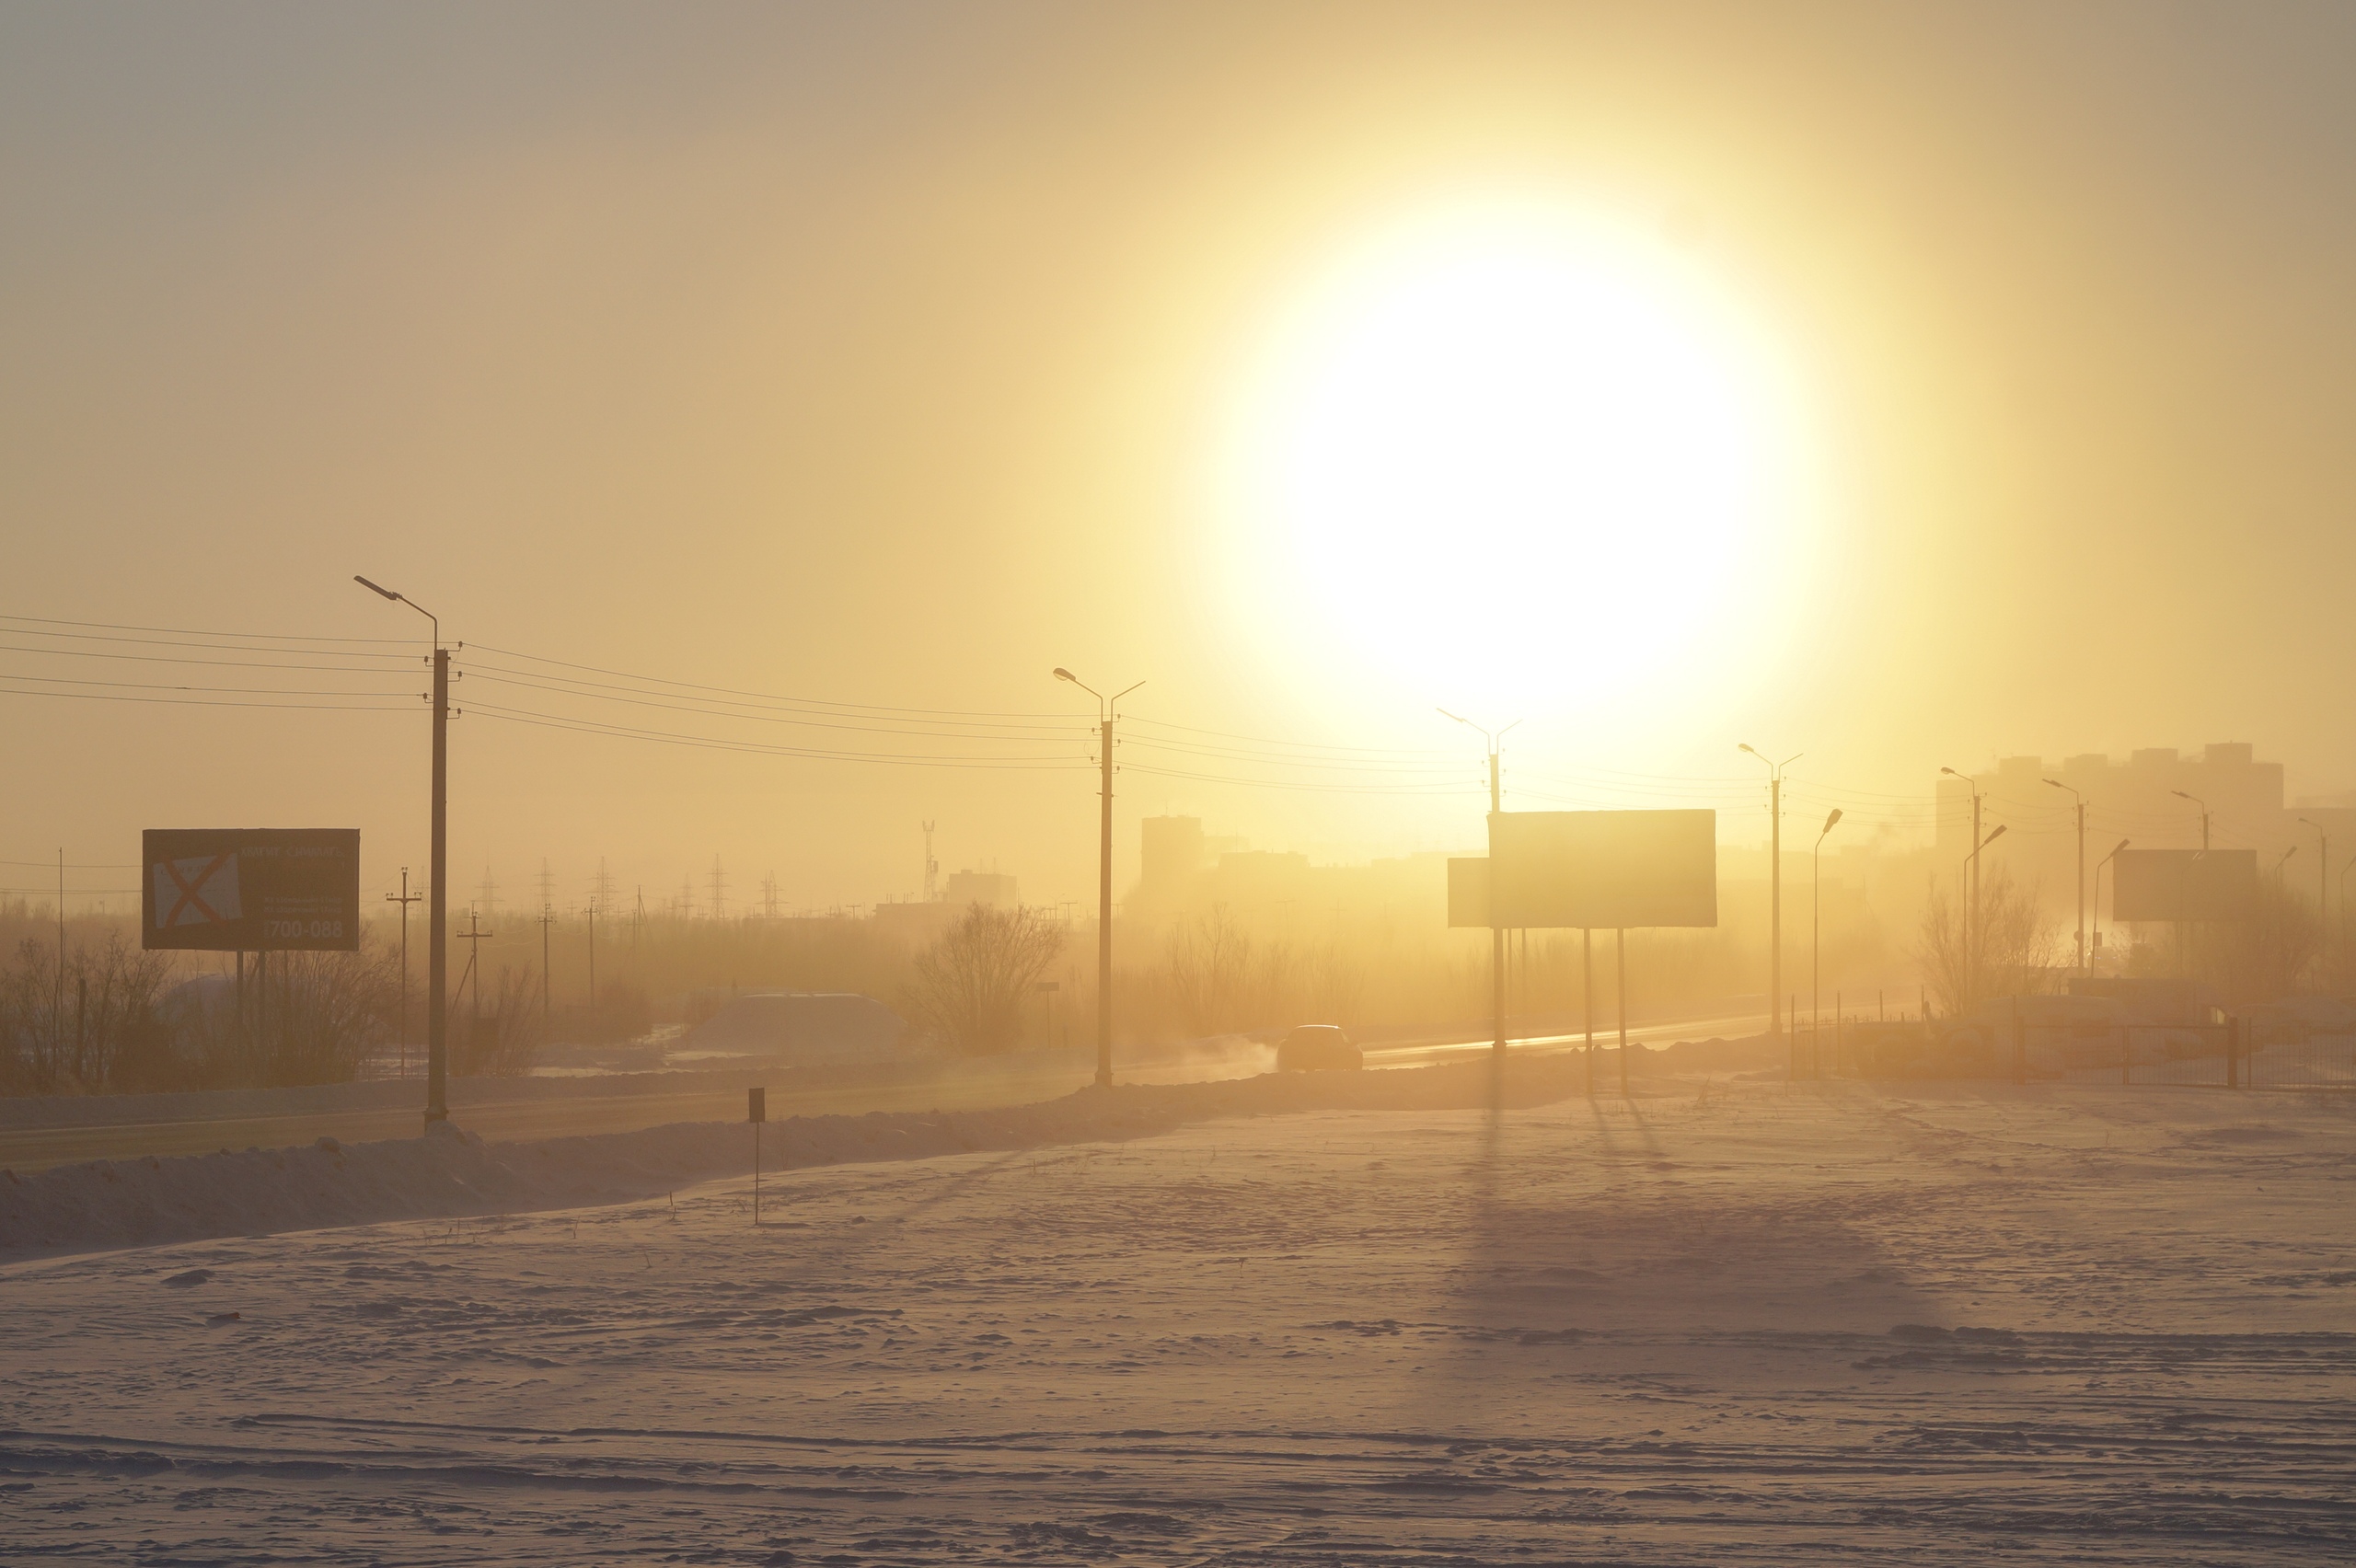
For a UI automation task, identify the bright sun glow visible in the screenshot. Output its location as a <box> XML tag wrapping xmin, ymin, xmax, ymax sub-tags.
<box><xmin>1226</xmin><ymin>202</ymin><xmax>1813</xmax><ymax>723</ymax></box>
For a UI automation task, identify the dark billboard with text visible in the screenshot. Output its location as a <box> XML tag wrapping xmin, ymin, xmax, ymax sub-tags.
<box><xmin>142</xmin><ymin>828</ymin><xmax>362</xmax><ymax>951</ymax></box>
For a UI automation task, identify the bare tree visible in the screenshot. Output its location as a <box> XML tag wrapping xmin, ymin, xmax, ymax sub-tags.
<box><xmin>1917</xmin><ymin>864</ymin><xmax>2062</xmax><ymax>1017</ymax></box>
<box><xmin>2140</xmin><ymin>878</ymin><xmax>2320</xmax><ymax>1004</ymax></box>
<box><xmin>0</xmin><ymin>933</ymin><xmax>176</xmax><ymax>1093</ymax></box>
<box><xmin>908</xmin><ymin>904</ymin><xmax>1065</xmax><ymax>1054</ymax></box>
<box><xmin>1168</xmin><ymin>906</ymin><xmax>1257</xmax><ymax>1034</ymax></box>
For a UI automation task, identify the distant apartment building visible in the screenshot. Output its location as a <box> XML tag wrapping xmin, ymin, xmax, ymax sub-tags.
<box><xmin>942</xmin><ymin>870</ymin><xmax>1018</xmax><ymax>908</ymax></box>
<box><xmin>1935</xmin><ymin>743</ymin><xmax>2348</xmax><ymax>921</ymax></box>
<box><xmin>1129</xmin><ymin>814</ymin><xmax>1453</xmax><ymax>929</ymax></box>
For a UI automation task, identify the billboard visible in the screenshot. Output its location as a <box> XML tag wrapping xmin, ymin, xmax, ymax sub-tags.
<box><xmin>2111</xmin><ymin>848</ymin><xmax>2258</xmax><ymax>923</ymax></box>
<box><xmin>1447</xmin><ymin>856</ymin><xmax>1491</xmax><ymax>928</ymax></box>
<box><xmin>1449</xmin><ymin>810</ymin><xmax>1717</xmax><ymax>929</ymax></box>
<box><xmin>143</xmin><ymin>828</ymin><xmax>362</xmax><ymax>951</ymax></box>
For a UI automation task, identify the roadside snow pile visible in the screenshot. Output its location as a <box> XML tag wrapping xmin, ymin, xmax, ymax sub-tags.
<box><xmin>0</xmin><ymin>1055</ymin><xmax>1582</xmax><ymax>1257</ymax></box>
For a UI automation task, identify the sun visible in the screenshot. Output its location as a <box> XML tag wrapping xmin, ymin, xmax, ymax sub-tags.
<box><xmin>1223</xmin><ymin>201</ymin><xmax>1813</xmax><ymax>725</ymax></box>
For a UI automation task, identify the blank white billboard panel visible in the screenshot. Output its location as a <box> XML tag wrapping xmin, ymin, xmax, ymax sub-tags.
<box><xmin>1449</xmin><ymin>810</ymin><xmax>1716</xmax><ymax>929</ymax></box>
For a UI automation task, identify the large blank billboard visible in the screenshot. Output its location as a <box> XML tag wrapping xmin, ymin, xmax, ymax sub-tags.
<box><xmin>1450</xmin><ymin>810</ymin><xmax>1717</xmax><ymax>929</ymax></box>
<box><xmin>143</xmin><ymin>828</ymin><xmax>361</xmax><ymax>951</ymax></box>
<box><xmin>2111</xmin><ymin>848</ymin><xmax>2257</xmax><ymax>922</ymax></box>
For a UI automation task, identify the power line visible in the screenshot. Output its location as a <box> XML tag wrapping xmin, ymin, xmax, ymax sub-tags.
<box><xmin>0</xmin><ymin>611</ymin><xmax>420</xmax><ymax>645</ymax></box>
<box><xmin>0</xmin><ymin>673</ymin><xmax>421</xmax><ymax>698</ymax></box>
<box><xmin>0</xmin><ymin>641</ymin><xmax>417</xmax><ymax>673</ymax></box>
<box><xmin>0</xmin><ymin>687</ymin><xmax>418</xmax><ymax>711</ymax></box>
<box><xmin>466</xmin><ymin>702</ymin><xmax>1093</xmax><ymax>768</ymax></box>
<box><xmin>458</xmin><ymin>667</ymin><xmax>1085</xmax><ymax>744</ymax></box>
<box><xmin>469</xmin><ymin>640</ymin><xmax>1077</xmax><ymax>721</ymax></box>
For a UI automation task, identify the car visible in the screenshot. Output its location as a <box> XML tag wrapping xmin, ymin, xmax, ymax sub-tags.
<box><xmin>1276</xmin><ymin>1024</ymin><xmax>1362</xmax><ymax>1072</ymax></box>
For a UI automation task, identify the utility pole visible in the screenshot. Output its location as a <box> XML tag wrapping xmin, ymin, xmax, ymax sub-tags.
<box><xmin>452</xmin><ymin>906</ymin><xmax>495</xmax><ymax>1068</ymax></box>
<box><xmin>538</xmin><ymin>899</ymin><xmax>556</xmax><ymax>1027</ymax></box>
<box><xmin>585</xmin><ymin>895</ymin><xmax>597</xmax><ymax>1011</ymax></box>
<box><xmin>2047</xmin><ymin>778</ymin><xmax>2086</xmax><ymax>974</ymax></box>
<box><xmin>1444</xmin><ymin>710</ymin><xmax>1520</xmax><ymax>1059</ymax></box>
<box><xmin>1741</xmin><ymin>745</ymin><xmax>1801</xmax><ymax>1046</ymax></box>
<box><xmin>356</xmin><ymin>576</ymin><xmax>452</xmax><ymax>1127</ymax></box>
<box><xmin>1055</xmin><ymin>668</ymin><xmax>1143</xmax><ymax>1088</ymax></box>
<box><xmin>386</xmin><ymin>869</ymin><xmax>421</xmax><ymax>1077</ymax></box>
<box><xmin>55</xmin><ymin>848</ymin><xmax>65</xmax><ymax>1064</ymax></box>
<box><xmin>922</xmin><ymin>821</ymin><xmax>939</xmax><ymax>903</ymax></box>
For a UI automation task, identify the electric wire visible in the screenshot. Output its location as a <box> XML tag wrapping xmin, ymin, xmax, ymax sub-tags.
<box><xmin>466</xmin><ymin>702</ymin><xmax>1094</xmax><ymax>769</ymax></box>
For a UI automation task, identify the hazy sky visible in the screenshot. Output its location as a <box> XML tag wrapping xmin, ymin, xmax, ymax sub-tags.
<box><xmin>5</xmin><ymin>1</ymin><xmax>2353</xmax><ymax>912</ymax></box>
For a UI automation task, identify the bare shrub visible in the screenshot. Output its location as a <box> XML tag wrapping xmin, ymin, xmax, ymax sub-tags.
<box><xmin>2133</xmin><ymin>878</ymin><xmax>2320</xmax><ymax>1004</ymax></box>
<box><xmin>907</xmin><ymin>905</ymin><xmax>1065</xmax><ymax>1054</ymax></box>
<box><xmin>0</xmin><ymin>933</ymin><xmax>178</xmax><ymax>1094</ymax></box>
<box><xmin>452</xmin><ymin>964</ymin><xmax>546</xmax><ymax>1077</ymax></box>
<box><xmin>1917</xmin><ymin>864</ymin><xmax>2062</xmax><ymax>1017</ymax></box>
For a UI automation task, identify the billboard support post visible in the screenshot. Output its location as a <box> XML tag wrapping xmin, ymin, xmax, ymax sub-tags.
<box><xmin>1582</xmin><ymin>928</ymin><xmax>1593</xmax><ymax>1095</ymax></box>
<box><xmin>1489</xmin><ymin>750</ymin><xmax>1505</xmax><ymax>1060</ymax></box>
<box><xmin>1615</xmin><ymin>928</ymin><xmax>1627</xmax><ymax>1096</ymax></box>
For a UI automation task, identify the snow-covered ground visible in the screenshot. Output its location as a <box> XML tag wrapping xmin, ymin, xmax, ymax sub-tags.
<box><xmin>5</xmin><ymin>1077</ymin><xmax>2354</xmax><ymax>1563</ymax></box>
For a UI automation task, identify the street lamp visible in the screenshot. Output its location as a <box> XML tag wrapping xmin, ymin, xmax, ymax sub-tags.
<box><xmin>1443</xmin><ymin>709</ymin><xmax>1520</xmax><ymax>1060</ymax></box>
<box><xmin>2339</xmin><ymin>849</ymin><xmax>2356</xmax><ymax>992</ymax></box>
<box><xmin>1055</xmin><ymin>667</ymin><xmax>1142</xmax><ymax>1089</ymax></box>
<box><xmin>1740</xmin><ymin>744</ymin><xmax>1802</xmax><ymax>1046</ymax></box>
<box><xmin>2093</xmin><ymin>837</ymin><xmax>2131</xmax><ymax>969</ymax></box>
<box><xmin>1812</xmin><ymin>807</ymin><xmax>1842</xmax><ymax>1080</ymax></box>
<box><xmin>2046</xmin><ymin>778</ymin><xmax>2086</xmax><ymax>974</ymax></box>
<box><xmin>2300</xmin><ymin>820</ymin><xmax>2329</xmax><ymax>972</ymax></box>
<box><xmin>2172</xmin><ymin>790</ymin><xmax>2212</xmax><ymax>851</ymax></box>
<box><xmin>1963</xmin><ymin>823</ymin><xmax>2007</xmax><ymax>1007</ymax></box>
<box><xmin>355</xmin><ymin>575</ymin><xmax>451</xmax><ymax>1129</ymax></box>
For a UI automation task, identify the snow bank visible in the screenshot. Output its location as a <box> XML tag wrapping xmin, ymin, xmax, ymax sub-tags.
<box><xmin>0</xmin><ymin>1055</ymin><xmax>1582</xmax><ymax>1258</ymax></box>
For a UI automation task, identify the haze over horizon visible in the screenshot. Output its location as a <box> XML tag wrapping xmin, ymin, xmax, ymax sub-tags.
<box><xmin>6</xmin><ymin>1</ymin><xmax>2354</xmax><ymax>913</ymax></box>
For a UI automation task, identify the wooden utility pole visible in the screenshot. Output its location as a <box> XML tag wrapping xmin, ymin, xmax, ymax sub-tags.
<box><xmin>538</xmin><ymin>901</ymin><xmax>556</xmax><ymax>1026</ymax></box>
<box><xmin>1055</xmin><ymin>668</ymin><xmax>1142</xmax><ymax>1089</ymax></box>
<box><xmin>386</xmin><ymin>868</ymin><xmax>421</xmax><ymax>1077</ymax></box>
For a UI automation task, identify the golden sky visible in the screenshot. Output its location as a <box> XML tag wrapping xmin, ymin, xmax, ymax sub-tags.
<box><xmin>4</xmin><ymin>2</ymin><xmax>2353</xmax><ymax>911</ymax></box>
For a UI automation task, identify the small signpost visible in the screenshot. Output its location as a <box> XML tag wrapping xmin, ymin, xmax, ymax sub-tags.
<box><xmin>747</xmin><ymin>1087</ymin><xmax>767</xmax><ymax>1226</ymax></box>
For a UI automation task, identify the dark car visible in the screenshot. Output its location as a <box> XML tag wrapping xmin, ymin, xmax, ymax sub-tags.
<box><xmin>1276</xmin><ymin>1024</ymin><xmax>1362</xmax><ymax>1072</ymax></box>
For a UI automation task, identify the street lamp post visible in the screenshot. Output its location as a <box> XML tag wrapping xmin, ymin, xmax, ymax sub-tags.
<box><xmin>1963</xmin><ymin>823</ymin><xmax>2008</xmax><ymax>1008</ymax></box>
<box><xmin>2339</xmin><ymin>850</ymin><xmax>2356</xmax><ymax>991</ymax></box>
<box><xmin>356</xmin><ymin>576</ymin><xmax>450</xmax><ymax>1128</ymax></box>
<box><xmin>2047</xmin><ymin>778</ymin><xmax>2086</xmax><ymax>974</ymax></box>
<box><xmin>1444</xmin><ymin>710</ymin><xmax>1520</xmax><ymax>1060</ymax></box>
<box><xmin>1055</xmin><ymin>667</ymin><xmax>1142</xmax><ymax>1089</ymax></box>
<box><xmin>1812</xmin><ymin>807</ymin><xmax>1842</xmax><ymax>1080</ymax></box>
<box><xmin>2300</xmin><ymin>819</ymin><xmax>2328</xmax><ymax>981</ymax></box>
<box><xmin>1941</xmin><ymin>767</ymin><xmax>1989</xmax><ymax>1000</ymax></box>
<box><xmin>1740</xmin><ymin>744</ymin><xmax>1802</xmax><ymax>1048</ymax></box>
<box><xmin>2172</xmin><ymin>790</ymin><xmax>2211</xmax><ymax>851</ymax></box>
<box><xmin>2093</xmin><ymin>837</ymin><xmax>2131</xmax><ymax>969</ymax></box>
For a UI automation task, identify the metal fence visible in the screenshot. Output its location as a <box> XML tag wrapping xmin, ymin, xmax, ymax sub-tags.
<box><xmin>1794</xmin><ymin>1015</ymin><xmax>2356</xmax><ymax>1091</ymax></box>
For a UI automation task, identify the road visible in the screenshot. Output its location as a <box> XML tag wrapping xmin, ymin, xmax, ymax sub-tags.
<box><xmin>0</xmin><ymin>1010</ymin><xmax>1768</xmax><ymax>1173</ymax></box>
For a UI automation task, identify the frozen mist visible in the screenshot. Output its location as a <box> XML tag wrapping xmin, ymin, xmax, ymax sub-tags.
<box><xmin>4</xmin><ymin>1078</ymin><xmax>2356</xmax><ymax>1563</ymax></box>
